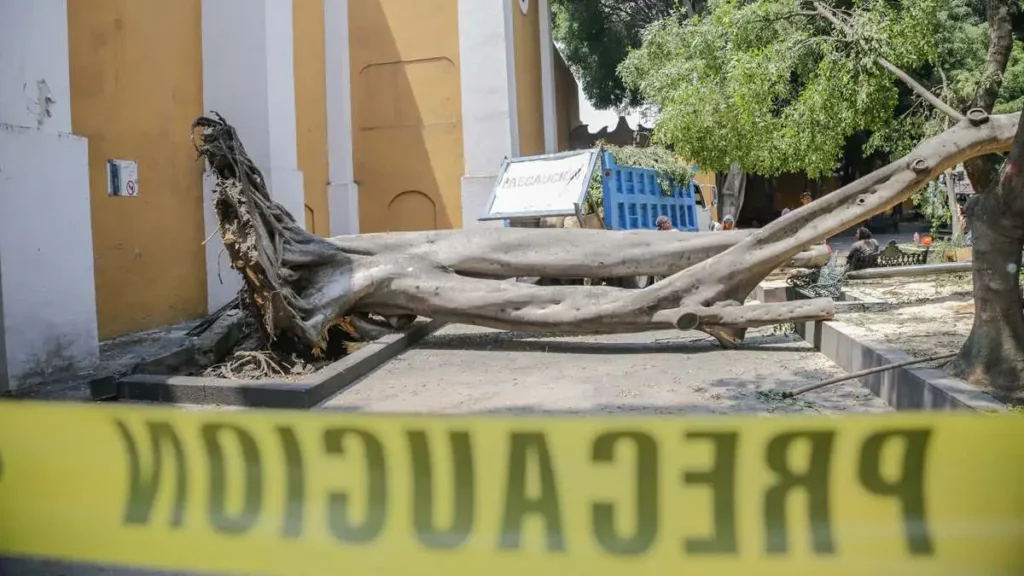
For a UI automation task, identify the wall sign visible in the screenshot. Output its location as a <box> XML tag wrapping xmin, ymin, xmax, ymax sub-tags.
<box><xmin>107</xmin><ymin>159</ymin><xmax>139</xmax><ymax>197</ymax></box>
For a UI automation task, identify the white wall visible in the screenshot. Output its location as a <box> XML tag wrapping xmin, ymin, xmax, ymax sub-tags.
<box><xmin>201</xmin><ymin>0</ymin><xmax>306</xmax><ymax>311</ymax></box>
<box><xmin>324</xmin><ymin>0</ymin><xmax>360</xmax><ymax>236</ymax></box>
<box><xmin>457</xmin><ymin>0</ymin><xmax>518</xmax><ymax>228</ymax></box>
<box><xmin>0</xmin><ymin>0</ymin><xmax>99</xmax><ymax>391</ymax></box>
<box><xmin>0</xmin><ymin>1</ymin><xmax>74</xmax><ymax>131</ymax></box>
<box><xmin>538</xmin><ymin>0</ymin><xmax>558</xmax><ymax>153</ymax></box>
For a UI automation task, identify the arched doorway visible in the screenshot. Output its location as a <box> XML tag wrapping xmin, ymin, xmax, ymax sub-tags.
<box><xmin>388</xmin><ymin>190</ymin><xmax>437</xmax><ymax>231</ymax></box>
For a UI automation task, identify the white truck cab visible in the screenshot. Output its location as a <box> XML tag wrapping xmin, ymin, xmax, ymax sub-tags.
<box><xmin>694</xmin><ymin>183</ymin><xmax>717</xmax><ymax>231</ymax></box>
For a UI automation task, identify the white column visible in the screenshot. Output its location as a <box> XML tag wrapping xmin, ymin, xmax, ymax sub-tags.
<box><xmin>0</xmin><ymin>0</ymin><xmax>99</xmax><ymax>391</ymax></box>
<box><xmin>504</xmin><ymin>0</ymin><xmax>521</xmax><ymax>157</ymax></box>
<box><xmin>457</xmin><ymin>0</ymin><xmax>519</xmax><ymax>228</ymax></box>
<box><xmin>538</xmin><ymin>0</ymin><xmax>558</xmax><ymax>153</ymax></box>
<box><xmin>324</xmin><ymin>0</ymin><xmax>359</xmax><ymax>236</ymax></box>
<box><xmin>201</xmin><ymin>0</ymin><xmax>306</xmax><ymax>311</ymax></box>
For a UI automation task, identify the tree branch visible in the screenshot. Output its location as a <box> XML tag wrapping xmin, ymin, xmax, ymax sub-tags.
<box><xmin>963</xmin><ymin>0</ymin><xmax>1014</xmax><ymax>194</ymax></box>
<box><xmin>812</xmin><ymin>1</ymin><xmax>964</xmax><ymax>123</ymax></box>
<box><xmin>973</xmin><ymin>0</ymin><xmax>1014</xmax><ymax>113</ymax></box>
<box><xmin>654</xmin><ymin>298</ymin><xmax>835</xmax><ymax>330</ymax></box>
<box><xmin>645</xmin><ymin>112</ymin><xmax>1019</xmax><ymax>314</ymax></box>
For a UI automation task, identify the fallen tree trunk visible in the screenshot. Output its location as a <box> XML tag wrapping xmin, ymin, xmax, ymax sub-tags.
<box><xmin>328</xmin><ymin>227</ymin><xmax>829</xmax><ymax>278</ymax></box>
<box><xmin>329</xmin><ymin>228</ymin><xmax>754</xmax><ymax>279</ymax></box>
<box><xmin>846</xmin><ymin>262</ymin><xmax>973</xmax><ymax>280</ymax></box>
<box><xmin>785</xmin><ymin>244</ymin><xmax>831</xmax><ymax>269</ymax></box>
<box><xmin>192</xmin><ymin>111</ymin><xmax>1019</xmax><ymax>352</ymax></box>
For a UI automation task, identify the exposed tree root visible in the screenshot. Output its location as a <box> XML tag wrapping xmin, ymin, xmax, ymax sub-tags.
<box><xmin>191</xmin><ymin>111</ymin><xmax>1020</xmax><ymax>354</ymax></box>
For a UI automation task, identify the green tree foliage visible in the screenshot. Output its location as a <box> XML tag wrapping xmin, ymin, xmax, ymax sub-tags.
<box><xmin>867</xmin><ymin>0</ymin><xmax>1024</xmax><ymax>155</ymax></box>
<box><xmin>551</xmin><ymin>0</ymin><xmax>681</xmax><ymax>109</ymax></box>
<box><xmin>618</xmin><ymin>0</ymin><xmax>1024</xmax><ymax>179</ymax></box>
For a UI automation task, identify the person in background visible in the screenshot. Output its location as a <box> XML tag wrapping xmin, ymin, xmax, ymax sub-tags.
<box><xmin>845</xmin><ymin>227</ymin><xmax>879</xmax><ymax>271</ymax></box>
<box><xmin>655</xmin><ymin>215</ymin><xmax>675</xmax><ymax>231</ymax></box>
<box><xmin>958</xmin><ymin>203</ymin><xmax>974</xmax><ymax>246</ymax></box>
<box><xmin>713</xmin><ymin>215</ymin><xmax>735</xmax><ymax>231</ymax></box>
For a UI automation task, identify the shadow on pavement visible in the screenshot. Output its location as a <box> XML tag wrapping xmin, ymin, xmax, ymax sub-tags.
<box><xmin>417</xmin><ymin>331</ymin><xmax>812</xmax><ymax>356</ymax></box>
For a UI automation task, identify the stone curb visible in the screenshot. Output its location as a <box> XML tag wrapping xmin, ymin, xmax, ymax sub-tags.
<box><xmin>99</xmin><ymin>319</ymin><xmax>446</xmax><ymax>409</ymax></box>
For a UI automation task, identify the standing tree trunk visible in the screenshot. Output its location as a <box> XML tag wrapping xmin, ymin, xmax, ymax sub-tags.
<box><xmin>719</xmin><ymin>162</ymin><xmax>747</xmax><ymax>222</ymax></box>
<box><xmin>815</xmin><ymin>0</ymin><xmax>1022</xmax><ymax>392</ymax></box>
<box><xmin>819</xmin><ymin>0</ymin><xmax>1021</xmax><ymax>390</ymax></box>
<box><xmin>948</xmin><ymin>0</ymin><xmax>1024</xmax><ymax>391</ymax></box>
<box><xmin>950</xmin><ymin>134</ymin><xmax>1024</xmax><ymax>392</ymax></box>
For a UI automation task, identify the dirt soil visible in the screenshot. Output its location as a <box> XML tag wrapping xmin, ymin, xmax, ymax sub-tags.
<box><xmin>320</xmin><ymin>324</ymin><xmax>891</xmax><ymax>415</ymax></box>
<box><xmin>839</xmin><ymin>274</ymin><xmax>974</xmax><ymax>361</ymax></box>
<box><xmin>844</xmin><ymin>273</ymin><xmax>973</xmax><ymax>302</ymax></box>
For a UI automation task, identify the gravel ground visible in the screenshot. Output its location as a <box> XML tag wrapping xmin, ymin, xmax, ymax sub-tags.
<box><xmin>319</xmin><ymin>324</ymin><xmax>890</xmax><ymax>415</ymax></box>
<box><xmin>840</xmin><ymin>275</ymin><xmax>974</xmax><ymax>361</ymax></box>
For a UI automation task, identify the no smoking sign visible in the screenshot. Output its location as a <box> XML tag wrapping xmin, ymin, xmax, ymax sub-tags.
<box><xmin>107</xmin><ymin>159</ymin><xmax>139</xmax><ymax>197</ymax></box>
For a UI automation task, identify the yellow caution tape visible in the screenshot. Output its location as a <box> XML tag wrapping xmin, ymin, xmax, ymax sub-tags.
<box><xmin>1</xmin><ymin>400</ymin><xmax>1023</xmax><ymax>575</ymax></box>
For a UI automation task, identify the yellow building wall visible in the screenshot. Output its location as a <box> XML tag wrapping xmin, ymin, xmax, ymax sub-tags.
<box><xmin>67</xmin><ymin>0</ymin><xmax>207</xmax><ymax>340</ymax></box>
<box><xmin>348</xmin><ymin>0</ymin><xmax>464</xmax><ymax>232</ymax></box>
<box><xmin>294</xmin><ymin>0</ymin><xmax>331</xmax><ymax>236</ymax></box>
<box><xmin>512</xmin><ymin>0</ymin><xmax>545</xmax><ymax>156</ymax></box>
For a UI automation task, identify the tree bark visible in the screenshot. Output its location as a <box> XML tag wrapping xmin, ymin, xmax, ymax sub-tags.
<box><xmin>973</xmin><ymin>0</ymin><xmax>1014</xmax><ymax>115</ymax></box>
<box><xmin>719</xmin><ymin>162</ymin><xmax>747</xmax><ymax>221</ymax></box>
<box><xmin>950</xmin><ymin>137</ymin><xmax>1024</xmax><ymax>392</ymax></box>
<box><xmin>963</xmin><ymin>0</ymin><xmax>1014</xmax><ymax>194</ymax></box>
<box><xmin>680</xmin><ymin>0</ymin><xmax>695</xmax><ymax>18</ymax></box>
<box><xmin>193</xmin><ymin>112</ymin><xmax>1020</xmax><ymax>369</ymax></box>
<box><xmin>325</xmin><ymin>228</ymin><xmax>825</xmax><ymax>278</ymax></box>
<box><xmin>947</xmin><ymin>0</ymin><xmax>1024</xmax><ymax>391</ymax></box>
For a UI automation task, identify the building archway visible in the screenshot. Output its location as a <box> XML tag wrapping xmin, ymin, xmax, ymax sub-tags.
<box><xmin>388</xmin><ymin>190</ymin><xmax>437</xmax><ymax>231</ymax></box>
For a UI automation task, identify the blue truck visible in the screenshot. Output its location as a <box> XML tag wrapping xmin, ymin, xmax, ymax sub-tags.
<box><xmin>599</xmin><ymin>151</ymin><xmax>713</xmax><ymax>234</ymax></box>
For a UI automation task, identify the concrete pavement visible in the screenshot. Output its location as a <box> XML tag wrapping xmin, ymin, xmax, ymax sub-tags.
<box><xmin>319</xmin><ymin>324</ymin><xmax>889</xmax><ymax>415</ymax></box>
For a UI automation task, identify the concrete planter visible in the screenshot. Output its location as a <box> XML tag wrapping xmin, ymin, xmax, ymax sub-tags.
<box><xmin>93</xmin><ymin>319</ymin><xmax>445</xmax><ymax>409</ymax></box>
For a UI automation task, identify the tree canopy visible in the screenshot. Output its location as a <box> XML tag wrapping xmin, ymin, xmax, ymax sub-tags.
<box><xmin>617</xmin><ymin>0</ymin><xmax>1024</xmax><ymax>179</ymax></box>
<box><xmin>551</xmin><ymin>0</ymin><xmax>680</xmax><ymax>109</ymax></box>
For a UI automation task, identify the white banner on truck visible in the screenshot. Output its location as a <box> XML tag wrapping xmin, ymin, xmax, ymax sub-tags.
<box><xmin>479</xmin><ymin>149</ymin><xmax>599</xmax><ymax>221</ymax></box>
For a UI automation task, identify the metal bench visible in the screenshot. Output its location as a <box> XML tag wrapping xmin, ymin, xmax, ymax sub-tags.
<box><xmin>848</xmin><ymin>240</ymin><xmax>930</xmax><ymax>270</ymax></box>
<box><xmin>786</xmin><ymin>255</ymin><xmax>847</xmax><ymax>299</ymax></box>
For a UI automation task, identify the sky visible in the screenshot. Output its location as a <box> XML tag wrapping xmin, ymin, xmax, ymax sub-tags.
<box><xmin>558</xmin><ymin>42</ymin><xmax>650</xmax><ymax>134</ymax></box>
<box><xmin>574</xmin><ymin>82</ymin><xmax>649</xmax><ymax>133</ymax></box>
